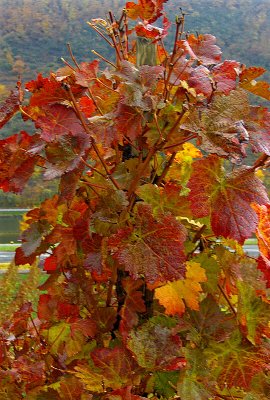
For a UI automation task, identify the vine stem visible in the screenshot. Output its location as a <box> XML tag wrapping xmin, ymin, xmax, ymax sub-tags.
<box><xmin>60</xmin><ymin>57</ymin><xmax>76</xmax><ymax>71</ymax></box>
<box><xmin>127</xmin><ymin>145</ymin><xmax>157</xmax><ymax>199</ymax></box>
<box><xmin>108</xmin><ymin>10</ymin><xmax>123</xmax><ymax>64</ymax></box>
<box><xmin>87</xmin><ymin>22</ymin><xmax>114</xmax><ymax>47</ymax></box>
<box><xmin>252</xmin><ymin>153</ymin><xmax>269</xmax><ymax>170</ymax></box>
<box><xmin>217</xmin><ymin>283</ymin><xmax>237</xmax><ymax>316</ymax></box>
<box><xmin>67</xmin><ymin>85</ymin><xmax>120</xmax><ymax>190</ymax></box>
<box><xmin>91</xmin><ymin>50</ymin><xmax>117</xmax><ymax>68</ymax></box>
<box><xmin>164</xmin><ymin>15</ymin><xmax>185</xmax><ymax>101</ymax></box>
<box><xmin>80</xmin><ymin>157</ymin><xmax>107</xmax><ymax>178</ymax></box>
<box><xmin>156</xmin><ymin>152</ymin><xmax>176</xmax><ymax>185</ymax></box>
<box><xmin>126</xmin><ymin>108</ymin><xmax>189</xmax><ymax>202</ymax></box>
<box><xmin>67</xmin><ymin>42</ymin><xmax>80</xmax><ymax>69</ymax></box>
<box><xmin>87</xmin><ymin>88</ymin><xmax>103</xmax><ymax>116</ymax></box>
<box><xmin>163</xmin><ymin>110</ymin><xmax>187</xmax><ymax>144</ymax></box>
<box><xmin>163</xmin><ymin>134</ymin><xmax>197</xmax><ymax>150</ymax></box>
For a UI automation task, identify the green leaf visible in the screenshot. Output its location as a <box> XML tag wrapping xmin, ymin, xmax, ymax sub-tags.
<box><xmin>188</xmin><ymin>295</ymin><xmax>237</xmax><ymax>344</ymax></box>
<box><xmin>205</xmin><ymin>331</ymin><xmax>270</xmax><ymax>389</ymax></box>
<box><xmin>74</xmin><ymin>347</ymin><xmax>140</xmax><ymax>392</ymax></box>
<box><xmin>153</xmin><ymin>371</ymin><xmax>179</xmax><ymax>398</ymax></box>
<box><xmin>127</xmin><ymin>320</ymin><xmax>182</xmax><ymax>370</ymax></box>
<box><xmin>136</xmin><ymin>183</ymin><xmax>191</xmax><ymax>217</ymax></box>
<box><xmin>177</xmin><ymin>377</ymin><xmax>213</xmax><ymax>400</ymax></box>
<box><xmin>193</xmin><ymin>252</ymin><xmax>220</xmax><ymax>294</ymax></box>
<box><xmin>182</xmin><ymin>89</ymin><xmax>250</xmax><ymax>163</ymax></box>
<box><xmin>237</xmin><ymin>281</ymin><xmax>270</xmax><ymax>345</ymax></box>
<box><xmin>43</xmin><ymin>322</ymin><xmax>85</xmax><ymax>358</ymax></box>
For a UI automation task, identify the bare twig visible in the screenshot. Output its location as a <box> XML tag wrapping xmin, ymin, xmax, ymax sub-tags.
<box><xmin>91</xmin><ymin>50</ymin><xmax>117</xmax><ymax>69</ymax></box>
<box><xmin>67</xmin><ymin>42</ymin><xmax>80</xmax><ymax>69</ymax></box>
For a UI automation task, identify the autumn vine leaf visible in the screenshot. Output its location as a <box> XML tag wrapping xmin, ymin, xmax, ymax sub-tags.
<box><xmin>0</xmin><ymin>81</ymin><xmax>23</xmax><ymax>128</ymax></box>
<box><xmin>188</xmin><ymin>155</ymin><xmax>269</xmax><ymax>243</ymax></box>
<box><xmin>0</xmin><ymin>0</ymin><xmax>270</xmax><ymax>398</ymax></box>
<box><xmin>108</xmin><ymin>204</ymin><xmax>187</xmax><ymax>283</ymax></box>
<box><xmin>155</xmin><ymin>262</ymin><xmax>207</xmax><ymax>316</ymax></box>
<box><xmin>126</xmin><ymin>0</ymin><xmax>168</xmax><ymax>23</ymax></box>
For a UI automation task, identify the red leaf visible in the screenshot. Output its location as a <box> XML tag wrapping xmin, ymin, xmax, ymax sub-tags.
<box><xmin>26</xmin><ymin>74</ymin><xmax>70</xmax><ymax>107</ymax></box>
<box><xmin>252</xmin><ymin>203</ymin><xmax>270</xmax><ymax>287</ymax></box>
<box><xmin>58</xmin><ymin>168</ymin><xmax>83</xmax><ymax>204</ymax></box>
<box><xmin>38</xmin><ymin>294</ymin><xmax>57</xmax><ymax>320</ymax></box>
<box><xmin>169</xmin><ymin>56</ymin><xmax>193</xmax><ymax>86</ymax></box>
<box><xmin>253</xmin><ymin>203</ymin><xmax>270</xmax><ymax>258</ymax></box>
<box><xmin>9</xmin><ymin>302</ymin><xmax>33</xmax><ymax>337</ymax></box>
<box><xmin>212</xmin><ymin>60</ymin><xmax>240</xmax><ymax>94</ymax></box>
<box><xmin>89</xmin><ymin>114</ymin><xmax>119</xmax><ymax>147</ymax></box>
<box><xmin>105</xmin><ymin>386</ymin><xmax>148</xmax><ymax>399</ymax></box>
<box><xmin>12</xmin><ymin>356</ymin><xmax>45</xmax><ymax>391</ymax></box>
<box><xmin>90</xmin><ymin>346</ymin><xmax>138</xmax><ymax>388</ymax></box>
<box><xmin>21</xmin><ymin>221</ymin><xmax>49</xmax><ymax>257</ymax></box>
<box><xmin>139</xmin><ymin>64</ymin><xmax>164</xmax><ymax>87</ymax></box>
<box><xmin>44</xmin><ymin>255</ymin><xmax>58</xmax><ymax>272</ymax></box>
<box><xmin>178</xmin><ymin>34</ymin><xmax>222</xmax><ymax>65</ymax></box>
<box><xmin>35</xmin><ymin>105</ymin><xmax>85</xmax><ymax>142</ymax></box>
<box><xmin>245</xmin><ymin>106</ymin><xmax>270</xmax><ymax>155</ymax></box>
<box><xmin>79</xmin><ymin>96</ymin><xmax>95</xmax><ymax>117</ymax></box>
<box><xmin>187</xmin><ymin>66</ymin><xmax>212</xmax><ymax>97</ymax></box>
<box><xmin>119</xmin><ymin>277</ymin><xmax>146</xmax><ymax>339</ymax></box>
<box><xmin>70</xmin><ymin>319</ymin><xmax>97</xmax><ymax>338</ymax></box>
<box><xmin>181</xmin><ymin>89</ymin><xmax>250</xmax><ymax>163</ymax></box>
<box><xmin>15</xmin><ymin>246</ymin><xmax>37</xmax><ymax>266</ymax></box>
<box><xmin>0</xmin><ymin>81</ymin><xmax>23</xmax><ymax>128</ymax></box>
<box><xmin>59</xmin><ymin>376</ymin><xmax>85</xmax><ymax>400</ymax></box>
<box><xmin>0</xmin><ymin>132</ymin><xmax>39</xmax><ymax>193</ymax></box>
<box><xmin>74</xmin><ymin>60</ymin><xmax>99</xmax><ymax>87</ymax></box>
<box><xmin>57</xmin><ymin>302</ymin><xmax>80</xmax><ymax>320</ymax></box>
<box><xmin>115</xmin><ymin>103</ymin><xmax>143</xmax><ymax>141</ymax></box>
<box><xmin>208</xmin><ymin>333</ymin><xmax>270</xmax><ymax>389</ymax></box>
<box><xmin>25</xmin><ymin>73</ymin><xmax>50</xmax><ymax>92</ymax></box>
<box><xmin>44</xmin><ymin>135</ymin><xmax>88</xmax><ymax>180</ymax></box>
<box><xmin>109</xmin><ymin>204</ymin><xmax>186</xmax><ymax>283</ymax></box>
<box><xmin>188</xmin><ymin>156</ymin><xmax>269</xmax><ymax>243</ymax></box>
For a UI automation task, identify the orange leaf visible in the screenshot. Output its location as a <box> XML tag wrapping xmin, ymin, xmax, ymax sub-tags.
<box><xmin>253</xmin><ymin>203</ymin><xmax>270</xmax><ymax>258</ymax></box>
<box><xmin>155</xmin><ymin>262</ymin><xmax>207</xmax><ymax>316</ymax></box>
<box><xmin>240</xmin><ymin>80</ymin><xmax>270</xmax><ymax>101</ymax></box>
<box><xmin>240</xmin><ymin>66</ymin><xmax>266</xmax><ymax>81</ymax></box>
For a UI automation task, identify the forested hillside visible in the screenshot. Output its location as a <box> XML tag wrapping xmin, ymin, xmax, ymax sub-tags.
<box><xmin>1</xmin><ymin>0</ymin><xmax>270</xmax><ymax>95</ymax></box>
<box><xmin>0</xmin><ymin>0</ymin><xmax>270</xmax><ymax>207</ymax></box>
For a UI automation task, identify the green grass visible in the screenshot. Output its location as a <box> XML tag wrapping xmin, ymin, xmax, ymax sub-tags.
<box><xmin>0</xmin><ymin>262</ymin><xmax>31</xmax><ymax>270</ymax></box>
<box><xmin>244</xmin><ymin>238</ymin><xmax>258</xmax><ymax>245</ymax></box>
<box><xmin>0</xmin><ymin>243</ymin><xmax>20</xmax><ymax>252</ymax></box>
<box><xmin>0</xmin><ymin>210</ymin><xmax>28</xmax><ymax>217</ymax></box>
<box><xmin>0</xmin><ymin>272</ymin><xmax>48</xmax><ymax>285</ymax></box>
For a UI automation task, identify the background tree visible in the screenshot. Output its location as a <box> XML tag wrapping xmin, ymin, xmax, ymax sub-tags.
<box><xmin>0</xmin><ymin>0</ymin><xmax>270</xmax><ymax>398</ymax></box>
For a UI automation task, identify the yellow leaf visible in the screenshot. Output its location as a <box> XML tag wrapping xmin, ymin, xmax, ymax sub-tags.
<box><xmin>155</xmin><ymin>262</ymin><xmax>207</xmax><ymax>316</ymax></box>
<box><xmin>175</xmin><ymin>142</ymin><xmax>202</xmax><ymax>163</ymax></box>
<box><xmin>255</xmin><ymin>169</ymin><xmax>264</xmax><ymax>180</ymax></box>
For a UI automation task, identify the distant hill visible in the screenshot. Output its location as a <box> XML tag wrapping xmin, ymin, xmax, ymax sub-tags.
<box><xmin>0</xmin><ymin>0</ymin><xmax>270</xmax><ymax>93</ymax></box>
